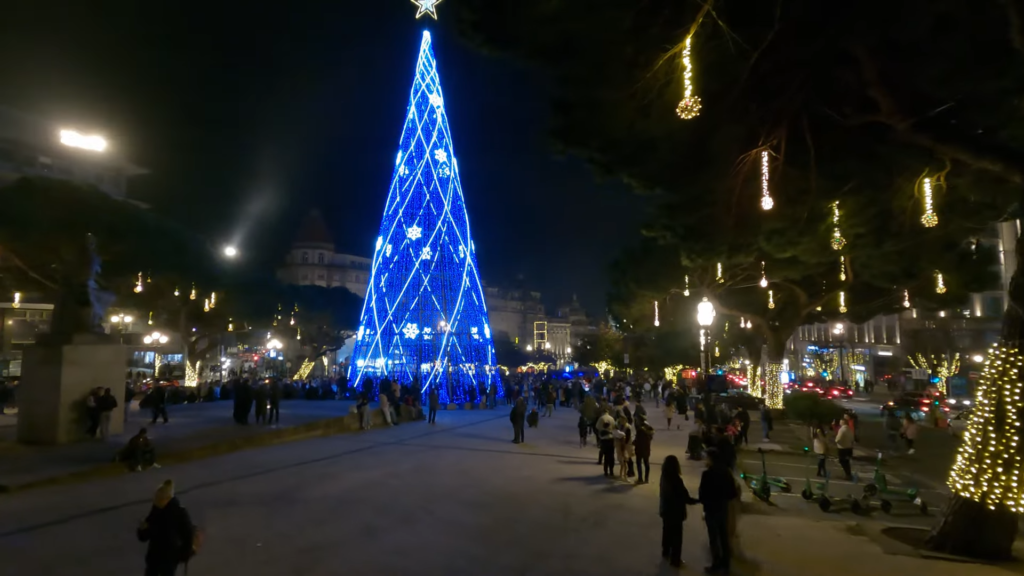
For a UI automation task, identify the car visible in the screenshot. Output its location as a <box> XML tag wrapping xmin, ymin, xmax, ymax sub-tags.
<box><xmin>881</xmin><ymin>392</ymin><xmax>951</xmax><ymax>419</ymax></box>
<box><xmin>948</xmin><ymin>408</ymin><xmax>972</xmax><ymax>437</ymax></box>
<box><xmin>797</xmin><ymin>381</ymin><xmax>824</xmax><ymax>396</ymax></box>
<box><xmin>713</xmin><ymin>390</ymin><xmax>762</xmax><ymax>410</ymax></box>
<box><xmin>824</xmin><ymin>384</ymin><xmax>854</xmax><ymax>401</ymax></box>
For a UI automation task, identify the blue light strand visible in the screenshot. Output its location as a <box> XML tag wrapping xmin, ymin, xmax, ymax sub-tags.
<box><xmin>349</xmin><ymin>31</ymin><xmax>501</xmax><ymax>405</ymax></box>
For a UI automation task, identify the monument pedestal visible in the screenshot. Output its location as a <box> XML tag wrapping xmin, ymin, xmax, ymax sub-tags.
<box><xmin>17</xmin><ymin>340</ymin><xmax>126</xmax><ymax>445</ymax></box>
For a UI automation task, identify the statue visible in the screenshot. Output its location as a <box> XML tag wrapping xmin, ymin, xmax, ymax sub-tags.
<box><xmin>45</xmin><ymin>233</ymin><xmax>115</xmax><ymax>344</ymax></box>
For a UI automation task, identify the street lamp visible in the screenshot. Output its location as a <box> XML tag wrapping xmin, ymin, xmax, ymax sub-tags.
<box><xmin>110</xmin><ymin>313</ymin><xmax>134</xmax><ymax>343</ymax></box>
<box><xmin>971</xmin><ymin>354</ymin><xmax>984</xmax><ymax>363</ymax></box>
<box><xmin>697</xmin><ymin>297</ymin><xmax>716</xmax><ymax>377</ymax></box>
<box><xmin>223</xmin><ymin>245</ymin><xmax>238</xmax><ymax>258</ymax></box>
<box><xmin>143</xmin><ymin>331</ymin><xmax>169</xmax><ymax>345</ymax></box>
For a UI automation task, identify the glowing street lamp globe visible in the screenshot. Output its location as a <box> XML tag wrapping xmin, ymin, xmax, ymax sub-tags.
<box><xmin>696</xmin><ymin>297</ymin><xmax>716</xmax><ymax>327</ymax></box>
<box><xmin>223</xmin><ymin>246</ymin><xmax>238</xmax><ymax>258</ymax></box>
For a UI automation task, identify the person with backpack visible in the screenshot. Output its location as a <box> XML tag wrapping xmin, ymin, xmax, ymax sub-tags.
<box><xmin>634</xmin><ymin>419</ymin><xmax>654</xmax><ymax>485</ymax></box>
<box><xmin>137</xmin><ymin>479</ymin><xmax>198</xmax><ymax>576</ymax></box>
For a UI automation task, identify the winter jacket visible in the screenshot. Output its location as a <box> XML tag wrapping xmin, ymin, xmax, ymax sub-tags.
<box><xmin>633</xmin><ymin>426</ymin><xmax>653</xmax><ymax>458</ymax></box>
<box><xmin>137</xmin><ymin>498</ymin><xmax>193</xmax><ymax>566</ymax></box>
<box><xmin>660</xmin><ymin>474</ymin><xmax>698</xmax><ymax>521</ymax></box>
<box><xmin>699</xmin><ymin>463</ymin><xmax>739</xmax><ymax>515</ymax></box>
<box><xmin>836</xmin><ymin>424</ymin><xmax>855</xmax><ymax>449</ymax></box>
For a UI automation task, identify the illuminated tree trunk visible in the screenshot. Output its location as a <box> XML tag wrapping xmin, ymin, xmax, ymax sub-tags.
<box><xmin>927</xmin><ymin>232</ymin><xmax>1024</xmax><ymax>559</ymax></box>
<box><xmin>764</xmin><ymin>332</ymin><xmax>787</xmax><ymax>409</ymax></box>
<box><xmin>748</xmin><ymin>343</ymin><xmax>764</xmax><ymax>398</ymax></box>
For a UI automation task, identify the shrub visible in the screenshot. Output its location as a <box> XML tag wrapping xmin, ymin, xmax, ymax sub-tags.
<box><xmin>784</xmin><ymin>392</ymin><xmax>845</xmax><ymax>425</ymax></box>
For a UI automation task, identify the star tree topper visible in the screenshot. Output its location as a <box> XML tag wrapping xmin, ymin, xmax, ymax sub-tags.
<box><xmin>412</xmin><ymin>0</ymin><xmax>442</xmax><ymax>20</ymax></box>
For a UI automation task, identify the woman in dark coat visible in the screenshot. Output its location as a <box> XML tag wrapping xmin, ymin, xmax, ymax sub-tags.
<box><xmin>137</xmin><ymin>480</ymin><xmax>194</xmax><ymax>576</ymax></box>
<box><xmin>659</xmin><ymin>455</ymin><xmax>699</xmax><ymax>568</ymax></box>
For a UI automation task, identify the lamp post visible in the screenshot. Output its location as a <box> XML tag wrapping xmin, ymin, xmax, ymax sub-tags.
<box><xmin>697</xmin><ymin>297</ymin><xmax>716</xmax><ymax>381</ymax></box>
<box><xmin>110</xmin><ymin>313</ymin><xmax>134</xmax><ymax>344</ymax></box>
<box><xmin>832</xmin><ymin>323</ymin><xmax>846</xmax><ymax>384</ymax></box>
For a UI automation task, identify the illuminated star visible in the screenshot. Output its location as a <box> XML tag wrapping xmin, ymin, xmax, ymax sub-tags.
<box><xmin>434</xmin><ymin>149</ymin><xmax>448</xmax><ymax>164</ymax></box>
<box><xmin>406</xmin><ymin>224</ymin><xmax>422</xmax><ymax>240</ymax></box>
<box><xmin>411</xmin><ymin>0</ymin><xmax>442</xmax><ymax>19</ymax></box>
<box><xmin>403</xmin><ymin>323</ymin><xmax>420</xmax><ymax>339</ymax></box>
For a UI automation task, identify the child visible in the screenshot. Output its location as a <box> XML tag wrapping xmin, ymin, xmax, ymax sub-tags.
<box><xmin>527</xmin><ymin>408</ymin><xmax>539</xmax><ymax>428</ymax></box>
<box><xmin>578</xmin><ymin>414</ymin><xmax>589</xmax><ymax>447</ymax></box>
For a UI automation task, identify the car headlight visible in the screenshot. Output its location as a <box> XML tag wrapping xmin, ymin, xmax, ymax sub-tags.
<box><xmin>948</xmin><ymin>399</ymin><xmax>957</xmax><ymax>405</ymax></box>
<box><xmin>962</xmin><ymin>400</ymin><xmax>971</xmax><ymax>406</ymax></box>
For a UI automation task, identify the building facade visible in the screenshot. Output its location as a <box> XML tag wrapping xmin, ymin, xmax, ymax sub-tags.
<box><xmin>276</xmin><ymin>211</ymin><xmax>373</xmax><ymax>297</ymax></box>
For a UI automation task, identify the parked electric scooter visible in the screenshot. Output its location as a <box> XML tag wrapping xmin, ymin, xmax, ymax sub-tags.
<box><xmin>741</xmin><ymin>447</ymin><xmax>791</xmax><ymax>502</ymax></box>
<box><xmin>863</xmin><ymin>451</ymin><xmax>928</xmax><ymax>514</ymax></box>
<box><xmin>800</xmin><ymin>447</ymin><xmax>863</xmax><ymax>513</ymax></box>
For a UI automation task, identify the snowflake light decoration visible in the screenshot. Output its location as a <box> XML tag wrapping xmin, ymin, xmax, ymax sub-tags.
<box><xmin>421</xmin><ymin>246</ymin><xmax>432</xmax><ymax>260</ymax></box>
<box><xmin>403</xmin><ymin>323</ymin><xmax>421</xmax><ymax>339</ymax></box>
<box><xmin>434</xmin><ymin>149</ymin><xmax>448</xmax><ymax>163</ymax></box>
<box><xmin>406</xmin><ymin>224</ymin><xmax>422</xmax><ymax>240</ymax></box>
<box><xmin>429</xmin><ymin>93</ymin><xmax>443</xmax><ymax>107</ymax></box>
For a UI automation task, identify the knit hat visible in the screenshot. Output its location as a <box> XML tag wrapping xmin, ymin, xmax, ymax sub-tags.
<box><xmin>155</xmin><ymin>479</ymin><xmax>175</xmax><ymax>502</ymax></box>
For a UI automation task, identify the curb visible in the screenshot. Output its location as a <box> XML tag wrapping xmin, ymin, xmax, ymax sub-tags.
<box><xmin>0</xmin><ymin>406</ymin><xmax>426</xmax><ymax>495</ymax></box>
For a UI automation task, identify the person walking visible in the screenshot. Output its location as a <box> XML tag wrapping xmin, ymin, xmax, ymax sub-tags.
<box><xmin>97</xmin><ymin>388</ymin><xmax>118</xmax><ymax>440</ymax></box>
<box><xmin>735</xmin><ymin>406</ymin><xmax>750</xmax><ymax>446</ymax></box>
<box><xmin>613</xmin><ymin>417</ymin><xmax>629</xmax><ymax>479</ymax></box>
<box><xmin>357</xmin><ymin>392</ymin><xmax>372</xmax><ymax>430</ymax></box>
<box><xmin>663</xmin><ymin>401</ymin><xmax>675</xmax><ymax>431</ymax></box>
<box><xmin>510</xmin><ymin>397</ymin><xmax>526</xmax><ymax>443</ymax></box>
<box><xmin>811</xmin><ymin>422</ymin><xmax>828</xmax><ymax>477</ymax></box>
<box><xmin>428</xmin><ymin>385</ymin><xmax>439</xmax><ymax>424</ymax></box>
<box><xmin>902</xmin><ymin>414</ymin><xmax>918</xmax><ymax>455</ymax></box>
<box><xmin>699</xmin><ymin>449</ymin><xmax>739</xmax><ymax>575</ymax></box>
<box><xmin>674</xmin><ymin>391</ymin><xmax>688</xmax><ymax>429</ymax></box>
<box><xmin>835</xmin><ymin>417</ymin><xmax>855</xmax><ymax>480</ymax></box>
<box><xmin>150</xmin><ymin>386</ymin><xmax>169</xmax><ymax>425</ymax></box>
<box><xmin>379</xmin><ymin>390</ymin><xmax>394</xmax><ymax>426</ymax></box>
<box><xmin>759</xmin><ymin>399</ymin><xmax>773</xmax><ymax>441</ymax></box>
<box><xmin>137</xmin><ymin>479</ymin><xmax>196</xmax><ymax>576</ymax></box>
<box><xmin>578</xmin><ymin>414</ymin><xmax>589</xmax><ymax>447</ymax></box>
<box><xmin>85</xmin><ymin>388</ymin><xmax>101</xmax><ymax>437</ymax></box>
<box><xmin>659</xmin><ymin>455</ymin><xmax>699</xmax><ymax>568</ymax></box>
<box><xmin>597</xmin><ymin>410</ymin><xmax>616</xmax><ymax>477</ymax></box>
<box><xmin>634</xmin><ymin>419</ymin><xmax>654</xmax><ymax>485</ymax></box>
<box><xmin>253</xmin><ymin>383</ymin><xmax>268</xmax><ymax>425</ymax></box>
<box><xmin>268</xmin><ymin>380</ymin><xmax>282</xmax><ymax>426</ymax></box>
<box><xmin>581</xmin><ymin>394</ymin><xmax>599</xmax><ymax>437</ymax></box>
<box><xmin>124</xmin><ymin>382</ymin><xmax>135</xmax><ymax>420</ymax></box>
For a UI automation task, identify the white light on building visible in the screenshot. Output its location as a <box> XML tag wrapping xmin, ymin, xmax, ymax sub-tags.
<box><xmin>59</xmin><ymin>129</ymin><xmax>107</xmax><ymax>152</ymax></box>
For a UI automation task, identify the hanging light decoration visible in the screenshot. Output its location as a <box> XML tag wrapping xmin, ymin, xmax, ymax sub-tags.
<box><xmin>714</xmin><ymin>343</ymin><xmax>720</xmax><ymax>357</ymax></box>
<box><xmin>839</xmin><ymin>256</ymin><xmax>847</xmax><ymax>281</ymax></box>
<box><xmin>189</xmin><ymin>283</ymin><xmax>197</xmax><ymax>300</ymax></box>
<box><xmin>227</xmin><ymin>318</ymin><xmax>234</xmax><ymax>332</ymax></box>
<box><xmin>174</xmin><ymin>286</ymin><xmax>180</xmax><ymax>297</ymax></box>
<box><xmin>716</xmin><ymin>262</ymin><xmax>724</xmax><ymax>283</ymax></box>
<box><xmin>683</xmin><ymin>275</ymin><xmax>690</xmax><ymax>297</ymax></box>
<box><xmin>830</xmin><ymin>201</ymin><xmax>846</xmax><ymax>250</ymax></box>
<box><xmin>768</xmin><ymin>290</ymin><xmax>775</xmax><ymax>309</ymax></box>
<box><xmin>654</xmin><ymin>301</ymin><xmax>660</xmax><ymax>327</ymax></box>
<box><xmin>936</xmin><ymin>271</ymin><xmax>947</xmax><ymax>294</ymax></box>
<box><xmin>839</xmin><ymin>291</ymin><xmax>848</xmax><ymax>314</ymax></box>
<box><xmin>675</xmin><ymin>36</ymin><xmax>702</xmax><ymax>120</ymax></box>
<box><xmin>12</xmin><ymin>292</ymin><xmax>21</xmax><ymax>309</ymax></box>
<box><xmin>204</xmin><ymin>298</ymin><xmax>210</xmax><ymax>312</ymax></box>
<box><xmin>146</xmin><ymin>272</ymin><xmax>152</xmax><ymax>284</ymax></box>
<box><xmin>921</xmin><ymin>177</ymin><xmax>938</xmax><ymax>227</ymax></box>
<box><xmin>134</xmin><ymin>272</ymin><xmax>144</xmax><ymax>293</ymax></box>
<box><xmin>760</xmin><ymin>149</ymin><xmax>773</xmax><ymax>210</ymax></box>
<box><xmin>903</xmin><ymin>289</ymin><xmax>911</xmax><ymax>308</ymax></box>
<box><xmin>759</xmin><ymin>261</ymin><xmax>768</xmax><ymax>288</ymax></box>
<box><xmin>297</xmin><ymin>327</ymin><xmax>302</xmax><ymax>340</ymax></box>
<box><xmin>148</xmin><ymin>311</ymin><xmax>154</xmax><ymax>326</ymax></box>
<box><xmin>209</xmin><ymin>292</ymin><xmax>217</xmax><ymax>309</ymax></box>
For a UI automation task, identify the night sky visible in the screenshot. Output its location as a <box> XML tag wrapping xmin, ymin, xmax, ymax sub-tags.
<box><xmin>0</xmin><ymin>1</ymin><xmax>646</xmax><ymax>315</ymax></box>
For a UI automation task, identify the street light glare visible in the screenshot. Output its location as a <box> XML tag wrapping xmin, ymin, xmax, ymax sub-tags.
<box><xmin>972</xmin><ymin>354</ymin><xmax>985</xmax><ymax>363</ymax></box>
<box><xmin>123</xmin><ymin>315</ymin><xmax>133</xmax><ymax>323</ymax></box>
<box><xmin>223</xmin><ymin>246</ymin><xmax>238</xmax><ymax>257</ymax></box>
<box><xmin>110</xmin><ymin>315</ymin><xmax>120</xmax><ymax>323</ymax></box>
<box><xmin>59</xmin><ymin>129</ymin><xmax>107</xmax><ymax>152</ymax></box>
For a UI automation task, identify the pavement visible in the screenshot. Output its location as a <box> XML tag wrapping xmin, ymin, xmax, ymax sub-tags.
<box><xmin>0</xmin><ymin>399</ymin><xmax>359</xmax><ymax>489</ymax></box>
<box><xmin>2</xmin><ymin>401</ymin><xmax>1022</xmax><ymax>576</ymax></box>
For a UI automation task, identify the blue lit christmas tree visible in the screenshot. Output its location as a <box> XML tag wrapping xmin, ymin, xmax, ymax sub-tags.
<box><xmin>348</xmin><ymin>30</ymin><xmax>500</xmax><ymax>404</ymax></box>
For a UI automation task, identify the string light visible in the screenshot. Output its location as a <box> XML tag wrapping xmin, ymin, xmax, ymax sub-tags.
<box><xmin>903</xmin><ymin>289</ymin><xmax>911</xmax><ymax>308</ymax></box>
<box><xmin>293</xmin><ymin>358</ymin><xmax>316</xmax><ymax>380</ymax></box>
<box><xmin>227</xmin><ymin>319</ymin><xmax>234</xmax><ymax>332</ymax></box>
<box><xmin>296</xmin><ymin>327</ymin><xmax>302</xmax><ymax>340</ymax></box>
<box><xmin>717</xmin><ymin>263</ymin><xmax>724</xmax><ymax>283</ymax></box>
<box><xmin>839</xmin><ymin>291</ymin><xmax>847</xmax><ymax>314</ymax></box>
<box><xmin>764</xmin><ymin>362</ymin><xmax>784</xmax><ymax>409</ymax></box>
<box><xmin>185</xmin><ymin>360</ymin><xmax>200</xmax><ymax>388</ymax></box>
<box><xmin>830</xmin><ymin>201</ymin><xmax>846</xmax><ymax>250</ymax></box>
<box><xmin>12</xmin><ymin>292</ymin><xmax>20</xmax><ymax>309</ymax></box>
<box><xmin>839</xmin><ymin>256</ymin><xmax>846</xmax><ymax>281</ymax></box>
<box><xmin>759</xmin><ymin>261</ymin><xmax>768</xmax><ymax>288</ymax></box>
<box><xmin>936</xmin><ymin>271</ymin><xmax>947</xmax><ymax>294</ymax></box>
<box><xmin>174</xmin><ymin>286</ymin><xmax>180</xmax><ymax>297</ymax></box>
<box><xmin>921</xmin><ymin>177</ymin><xmax>938</xmax><ymax>227</ymax></box>
<box><xmin>133</xmin><ymin>272</ymin><xmax>144</xmax><ymax>294</ymax></box>
<box><xmin>290</xmin><ymin>314</ymin><xmax>296</xmax><ymax>326</ymax></box>
<box><xmin>189</xmin><ymin>284</ymin><xmax>197</xmax><ymax>300</ymax></box>
<box><xmin>675</xmin><ymin>36</ymin><xmax>702</xmax><ymax>119</ymax></box>
<box><xmin>683</xmin><ymin>275</ymin><xmax>690</xmax><ymax>297</ymax></box>
<box><xmin>948</xmin><ymin>345</ymin><xmax>1024</xmax><ymax>512</ymax></box>
<box><xmin>209</xmin><ymin>292</ymin><xmax>217</xmax><ymax>309</ymax></box>
<box><xmin>714</xmin><ymin>343</ymin><xmax>720</xmax><ymax>358</ymax></box>
<box><xmin>748</xmin><ymin>365</ymin><xmax>763</xmax><ymax>398</ymax></box>
<box><xmin>204</xmin><ymin>298</ymin><xmax>210</xmax><ymax>312</ymax></box>
<box><xmin>760</xmin><ymin>149</ymin><xmax>773</xmax><ymax>210</ymax></box>
<box><xmin>768</xmin><ymin>290</ymin><xmax>775</xmax><ymax>309</ymax></box>
<box><xmin>148</xmin><ymin>311</ymin><xmax>154</xmax><ymax>326</ymax></box>
<box><xmin>654</xmin><ymin>301</ymin><xmax>660</xmax><ymax>327</ymax></box>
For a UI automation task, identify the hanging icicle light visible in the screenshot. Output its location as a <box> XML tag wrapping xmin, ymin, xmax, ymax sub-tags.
<box><xmin>148</xmin><ymin>311</ymin><xmax>154</xmax><ymax>326</ymax></box>
<box><xmin>683</xmin><ymin>275</ymin><xmax>690</xmax><ymax>297</ymax></box>
<box><xmin>760</xmin><ymin>149</ymin><xmax>774</xmax><ymax>210</ymax></box>
<box><xmin>830</xmin><ymin>201</ymin><xmax>846</xmax><ymax>250</ymax></box>
<box><xmin>921</xmin><ymin>177</ymin><xmax>938</xmax><ymax>227</ymax></box>
<box><xmin>716</xmin><ymin>262</ymin><xmax>724</xmax><ymax>283</ymax></box>
<box><xmin>654</xmin><ymin>301</ymin><xmax>660</xmax><ymax>327</ymax></box>
<box><xmin>209</xmin><ymin>292</ymin><xmax>217</xmax><ymax>309</ymax></box>
<box><xmin>12</xmin><ymin>292</ymin><xmax>21</xmax><ymax>309</ymax></box>
<box><xmin>297</xmin><ymin>327</ymin><xmax>302</xmax><ymax>340</ymax></box>
<box><xmin>768</xmin><ymin>290</ymin><xmax>775</xmax><ymax>309</ymax></box>
<box><xmin>936</xmin><ymin>271</ymin><xmax>947</xmax><ymax>294</ymax></box>
<box><xmin>204</xmin><ymin>298</ymin><xmax>210</xmax><ymax>312</ymax></box>
<box><xmin>839</xmin><ymin>291</ymin><xmax>848</xmax><ymax>314</ymax></box>
<box><xmin>189</xmin><ymin>284</ymin><xmax>197</xmax><ymax>300</ymax></box>
<box><xmin>174</xmin><ymin>286</ymin><xmax>180</xmax><ymax>297</ymax></box>
<box><xmin>227</xmin><ymin>318</ymin><xmax>234</xmax><ymax>332</ymax></box>
<box><xmin>133</xmin><ymin>272</ymin><xmax>144</xmax><ymax>293</ymax></box>
<box><xmin>759</xmin><ymin>261</ymin><xmax>768</xmax><ymax>288</ymax></box>
<box><xmin>903</xmin><ymin>289</ymin><xmax>911</xmax><ymax>308</ymax></box>
<box><xmin>675</xmin><ymin>36</ymin><xmax>702</xmax><ymax>120</ymax></box>
<box><xmin>839</xmin><ymin>256</ymin><xmax>847</xmax><ymax>281</ymax></box>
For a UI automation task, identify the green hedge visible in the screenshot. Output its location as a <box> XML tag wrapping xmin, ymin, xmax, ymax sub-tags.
<box><xmin>783</xmin><ymin>392</ymin><xmax>845</xmax><ymax>424</ymax></box>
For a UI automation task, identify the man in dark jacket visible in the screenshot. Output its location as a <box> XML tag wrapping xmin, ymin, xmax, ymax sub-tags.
<box><xmin>138</xmin><ymin>479</ymin><xmax>194</xmax><ymax>576</ymax></box>
<box><xmin>510</xmin><ymin>397</ymin><xmax>526</xmax><ymax>443</ymax></box>
<box><xmin>660</xmin><ymin>454</ymin><xmax>699</xmax><ymax>568</ymax></box>
<box><xmin>633</xmin><ymin>421</ymin><xmax>654</xmax><ymax>485</ymax></box>
<box><xmin>150</xmin><ymin>386</ymin><xmax>168</xmax><ymax>425</ymax></box>
<box><xmin>699</xmin><ymin>449</ymin><xmax>739</xmax><ymax>575</ymax></box>
<box><xmin>269</xmin><ymin>380</ymin><xmax>282</xmax><ymax>425</ymax></box>
<box><xmin>428</xmin><ymin>385</ymin><xmax>439</xmax><ymax>424</ymax></box>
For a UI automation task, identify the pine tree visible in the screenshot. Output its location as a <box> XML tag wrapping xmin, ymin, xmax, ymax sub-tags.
<box><xmin>349</xmin><ymin>32</ymin><xmax>498</xmax><ymax>404</ymax></box>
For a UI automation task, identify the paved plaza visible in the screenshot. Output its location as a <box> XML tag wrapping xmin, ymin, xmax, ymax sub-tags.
<box><xmin>0</xmin><ymin>404</ymin><xmax>1018</xmax><ymax>576</ymax></box>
